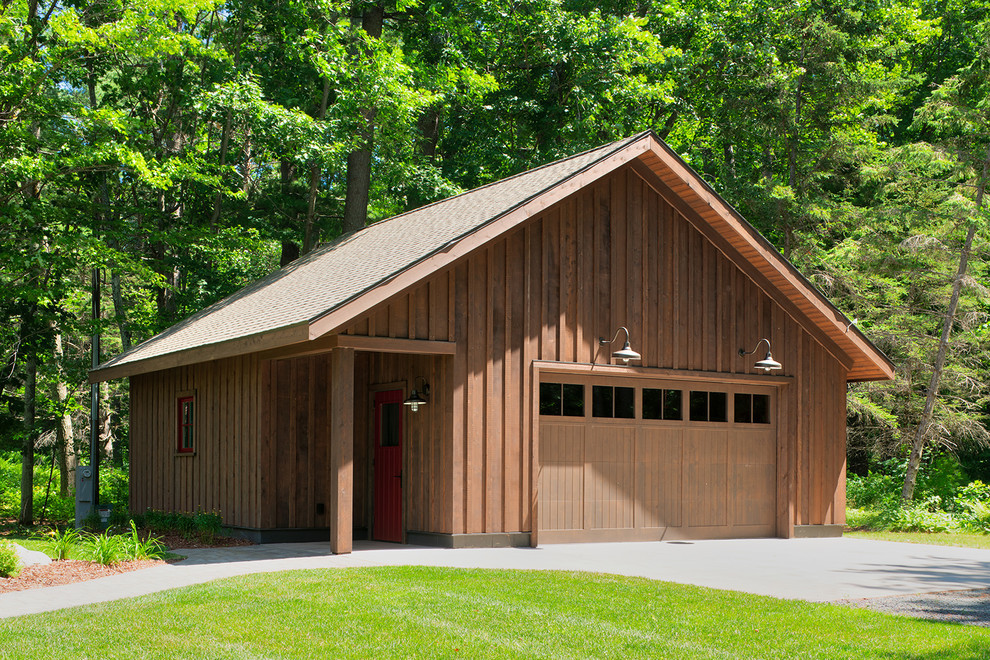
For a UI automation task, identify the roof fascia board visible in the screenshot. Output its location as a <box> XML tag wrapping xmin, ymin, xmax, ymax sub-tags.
<box><xmin>307</xmin><ymin>137</ymin><xmax>653</xmax><ymax>340</ymax></box>
<box><xmin>627</xmin><ymin>158</ymin><xmax>855</xmax><ymax>372</ymax></box>
<box><xmin>88</xmin><ymin>322</ymin><xmax>310</xmax><ymax>383</ymax></box>
<box><xmin>638</xmin><ymin>137</ymin><xmax>894</xmax><ymax>380</ymax></box>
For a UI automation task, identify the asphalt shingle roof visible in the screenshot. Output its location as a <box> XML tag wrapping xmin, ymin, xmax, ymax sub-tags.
<box><xmin>96</xmin><ymin>134</ymin><xmax>642</xmax><ymax>372</ymax></box>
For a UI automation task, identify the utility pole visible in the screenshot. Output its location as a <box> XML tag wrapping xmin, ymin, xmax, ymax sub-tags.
<box><xmin>90</xmin><ymin>267</ymin><xmax>100</xmax><ymax>512</ymax></box>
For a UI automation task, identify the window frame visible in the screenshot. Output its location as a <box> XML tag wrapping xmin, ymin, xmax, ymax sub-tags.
<box><xmin>537</xmin><ymin>373</ymin><xmax>775</xmax><ymax>428</ymax></box>
<box><xmin>177</xmin><ymin>395</ymin><xmax>195</xmax><ymax>455</ymax></box>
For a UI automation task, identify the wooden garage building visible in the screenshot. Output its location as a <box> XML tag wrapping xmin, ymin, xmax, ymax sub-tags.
<box><xmin>91</xmin><ymin>131</ymin><xmax>893</xmax><ymax>552</ymax></box>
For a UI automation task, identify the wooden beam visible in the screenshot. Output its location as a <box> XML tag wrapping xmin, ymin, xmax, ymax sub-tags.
<box><xmin>533</xmin><ymin>360</ymin><xmax>794</xmax><ymax>387</ymax></box>
<box><xmin>330</xmin><ymin>347</ymin><xmax>354</xmax><ymax>554</ymax></box>
<box><xmin>331</xmin><ymin>335</ymin><xmax>457</xmax><ymax>355</ymax></box>
<box><xmin>257</xmin><ymin>335</ymin><xmax>457</xmax><ymax>361</ymax></box>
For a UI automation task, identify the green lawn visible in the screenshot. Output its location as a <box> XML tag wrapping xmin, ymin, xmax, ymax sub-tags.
<box><xmin>1</xmin><ymin>567</ymin><xmax>988</xmax><ymax>659</ymax></box>
<box><xmin>845</xmin><ymin>529</ymin><xmax>990</xmax><ymax>550</ymax></box>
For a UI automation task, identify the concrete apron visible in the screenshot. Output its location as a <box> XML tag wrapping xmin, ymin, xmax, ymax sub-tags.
<box><xmin>2</xmin><ymin>537</ymin><xmax>989</xmax><ymax>619</ymax></box>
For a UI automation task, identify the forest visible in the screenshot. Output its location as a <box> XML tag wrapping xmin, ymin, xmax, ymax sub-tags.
<box><xmin>0</xmin><ymin>0</ymin><xmax>987</xmax><ymax>530</ymax></box>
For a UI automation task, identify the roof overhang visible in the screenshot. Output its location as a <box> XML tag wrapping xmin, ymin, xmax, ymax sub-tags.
<box><xmin>90</xmin><ymin>131</ymin><xmax>893</xmax><ymax>384</ymax></box>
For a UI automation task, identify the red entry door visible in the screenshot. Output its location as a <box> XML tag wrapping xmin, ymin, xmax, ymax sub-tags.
<box><xmin>373</xmin><ymin>390</ymin><xmax>404</xmax><ymax>542</ymax></box>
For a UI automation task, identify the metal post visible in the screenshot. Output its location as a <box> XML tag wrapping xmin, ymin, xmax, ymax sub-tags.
<box><xmin>90</xmin><ymin>267</ymin><xmax>100</xmax><ymax>513</ymax></box>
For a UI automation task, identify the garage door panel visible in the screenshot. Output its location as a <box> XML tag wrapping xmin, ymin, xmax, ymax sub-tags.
<box><xmin>539</xmin><ymin>423</ymin><xmax>584</xmax><ymax>531</ymax></box>
<box><xmin>538</xmin><ymin>377</ymin><xmax>775</xmax><ymax>542</ymax></box>
<box><xmin>733</xmin><ymin>464</ymin><xmax>775</xmax><ymax>525</ymax></box>
<box><xmin>684</xmin><ymin>430</ymin><xmax>728</xmax><ymax>528</ymax></box>
<box><xmin>586</xmin><ymin>426</ymin><xmax>635</xmax><ymax>529</ymax></box>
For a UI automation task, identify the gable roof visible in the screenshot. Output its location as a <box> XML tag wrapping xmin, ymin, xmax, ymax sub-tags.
<box><xmin>91</xmin><ymin>131</ymin><xmax>894</xmax><ymax>383</ymax></box>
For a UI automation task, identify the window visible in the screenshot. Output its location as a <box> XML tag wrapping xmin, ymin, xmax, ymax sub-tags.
<box><xmin>689</xmin><ymin>391</ymin><xmax>727</xmax><ymax>422</ymax></box>
<box><xmin>642</xmin><ymin>389</ymin><xmax>682</xmax><ymax>420</ymax></box>
<box><xmin>735</xmin><ymin>393</ymin><xmax>771</xmax><ymax>424</ymax></box>
<box><xmin>539</xmin><ymin>383</ymin><xmax>585</xmax><ymax>417</ymax></box>
<box><xmin>380</xmin><ymin>401</ymin><xmax>402</xmax><ymax>447</ymax></box>
<box><xmin>592</xmin><ymin>385</ymin><xmax>635</xmax><ymax>418</ymax></box>
<box><xmin>177</xmin><ymin>396</ymin><xmax>194</xmax><ymax>454</ymax></box>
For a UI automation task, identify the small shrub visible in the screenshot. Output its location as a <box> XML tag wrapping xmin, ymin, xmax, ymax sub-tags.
<box><xmin>192</xmin><ymin>510</ymin><xmax>223</xmax><ymax>542</ymax></box>
<box><xmin>122</xmin><ymin>520</ymin><xmax>168</xmax><ymax>561</ymax></box>
<box><xmin>888</xmin><ymin>500</ymin><xmax>958</xmax><ymax>533</ymax></box>
<box><xmin>953</xmin><ymin>481</ymin><xmax>990</xmax><ymax>532</ymax></box>
<box><xmin>37</xmin><ymin>526</ymin><xmax>81</xmax><ymax>561</ymax></box>
<box><xmin>81</xmin><ymin>530</ymin><xmax>127</xmax><ymax>565</ymax></box>
<box><xmin>0</xmin><ymin>540</ymin><xmax>22</xmax><ymax>578</ymax></box>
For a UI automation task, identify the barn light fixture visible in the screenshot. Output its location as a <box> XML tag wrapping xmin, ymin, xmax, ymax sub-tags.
<box><xmin>404</xmin><ymin>377</ymin><xmax>430</xmax><ymax>413</ymax></box>
<box><xmin>599</xmin><ymin>327</ymin><xmax>642</xmax><ymax>364</ymax></box>
<box><xmin>738</xmin><ymin>338</ymin><xmax>782</xmax><ymax>372</ymax></box>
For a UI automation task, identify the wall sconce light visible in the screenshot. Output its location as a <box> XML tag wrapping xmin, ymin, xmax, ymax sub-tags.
<box><xmin>599</xmin><ymin>327</ymin><xmax>642</xmax><ymax>364</ymax></box>
<box><xmin>738</xmin><ymin>338</ymin><xmax>782</xmax><ymax>372</ymax></box>
<box><xmin>404</xmin><ymin>377</ymin><xmax>430</xmax><ymax>413</ymax></box>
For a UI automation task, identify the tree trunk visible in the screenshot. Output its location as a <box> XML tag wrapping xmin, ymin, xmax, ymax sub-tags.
<box><xmin>19</xmin><ymin>353</ymin><xmax>36</xmax><ymax>525</ymax></box>
<box><xmin>100</xmin><ymin>380</ymin><xmax>113</xmax><ymax>464</ymax></box>
<box><xmin>902</xmin><ymin>149</ymin><xmax>988</xmax><ymax>500</ymax></box>
<box><xmin>341</xmin><ymin>3</ymin><xmax>384</xmax><ymax>234</ymax></box>
<box><xmin>53</xmin><ymin>328</ymin><xmax>75</xmax><ymax>498</ymax></box>
<box><xmin>304</xmin><ymin>79</ymin><xmax>332</xmax><ymax>253</ymax></box>
<box><xmin>111</xmin><ymin>270</ymin><xmax>131</xmax><ymax>352</ymax></box>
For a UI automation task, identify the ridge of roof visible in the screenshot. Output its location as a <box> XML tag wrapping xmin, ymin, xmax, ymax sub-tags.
<box><xmin>93</xmin><ymin>133</ymin><xmax>646</xmax><ymax>376</ymax></box>
<box><xmin>306</xmin><ymin>132</ymin><xmax>651</xmax><ymax>327</ymax></box>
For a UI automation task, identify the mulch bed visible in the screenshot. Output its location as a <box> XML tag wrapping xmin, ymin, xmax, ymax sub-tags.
<box><xmin>151</xmin><ymin>531</ymin><xmax>254</xmax><ymax>550</ymax></box>
<box><xmin>0</xmin><ymin>559</ymin><xmax>166</xmax><ymax>594</ymax></box>
<box><xmin>0</xmin><ymin>530</ymin><xmax>255</xmax><ymax>594</ymax></box>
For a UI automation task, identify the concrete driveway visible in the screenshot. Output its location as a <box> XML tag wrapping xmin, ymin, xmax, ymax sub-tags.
<box><xmin>2</xmin><ymin>537</ymin><xmax>989</xmax><ymax>618</ymax></box>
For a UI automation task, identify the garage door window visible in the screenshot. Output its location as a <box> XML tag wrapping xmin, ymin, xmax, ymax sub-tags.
<box><xmin>689</xmin><ymin>391</ymin><xmax>728</xmax><ymax>422</ymax></box>
<box><xmin>642</xmin><ymin>388</ymin><xmax>682</xmax><ymax>420</ymax></box>
<box><xmin>734</xmin><ymin>393</ymin><xmax>771</xmax><ymax>424</ymax></box>
<box><xmin>540</xmin><ymin>383</ymin><xmax>585</xmax><ymax>417</ymax></box>
<box><xmin>592</xmin><ymin>385</ymin><xmax>635</xmax><ymax>419</ymax></box>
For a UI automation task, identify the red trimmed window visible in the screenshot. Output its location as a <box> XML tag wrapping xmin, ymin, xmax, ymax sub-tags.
<box><xmin>177</xmin><ymin>396</ymin><xmax>195</xmax><ymax>453</ymax></box>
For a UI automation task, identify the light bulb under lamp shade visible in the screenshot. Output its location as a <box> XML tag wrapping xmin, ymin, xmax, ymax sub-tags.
<box><xmin>612</xmin><ymin>342</ymin><xmax>642</xmax><ymax>364</ymax></box>
<box><xmin>599</xmin><ymin>327</ymin><xmax>641</xmax><ymax>365</ymax></box>
<box><xmin>738</xmin><ymin>339</ymin><xmax>782</xmax><ymax>372</ymax></box>
<box><xmin>754</xmin><ymin>353</ymin><xmax>782</xmax><ymax>372</ymax></box>
<box><xmin>403</xmin><ymin>389</ymin><xmax>427</xmax><ymax>412</ymax></box>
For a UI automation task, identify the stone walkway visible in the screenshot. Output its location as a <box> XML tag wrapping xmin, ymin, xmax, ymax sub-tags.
<box><xmin>2</xmin><ymin>537</ymin><xmax>989</xmax><ymax>619</ymax></box>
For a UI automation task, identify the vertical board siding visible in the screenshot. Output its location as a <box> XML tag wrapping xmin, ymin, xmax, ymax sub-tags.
<box><xmin>358</xmin><ymin>353</ymin><xmax>452</xmax><ymax>535</ymax></box>
<box><xmin>128</xmin><ymin>354</ymin><xmax>263</xmax><ymax>529</ymax></box>
<box><xmin>131</xmin><ymin>162</ymin><xmax>848</xmax><ymax>537</ymax></box>
<box><xmin>333</xmin><ymin>163</ymin><xmax>848</xmax><ymax>536</ymax></box>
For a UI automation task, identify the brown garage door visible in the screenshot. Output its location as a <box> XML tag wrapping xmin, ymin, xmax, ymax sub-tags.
<box><xmin>538</xmin><ymin>376</ymin><xmax>776</xmax><ymax>543</ymax></box>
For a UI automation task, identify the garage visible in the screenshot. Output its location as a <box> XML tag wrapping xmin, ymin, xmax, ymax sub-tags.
<box><xmin>538</xmin><ymin>373</ymin><xmax>778</xmax><ymax>543</ymax></box>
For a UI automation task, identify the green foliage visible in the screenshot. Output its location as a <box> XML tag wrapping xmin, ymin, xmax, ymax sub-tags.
<box><xmin>80</xmin><ymin>530</ymin><xmax>127</xmax><ymax>565</ymax></box>
<box><xmin>144</xmin><ymin>508</ymin><xmax>223</xmax><ymax>542</ymax></box>
<box><xmin>847</xmin><ymin>458</ymin><xmax>990</xmax><ymax>532</ymax></box>
<box><xmin>0</xmin><ymin>0</ymin><xmax>986</xmax><ymax>519</ymax></box>
<box><xmin>122</xmin><ymin>520</ymin><xmax>168</xmax><ymax>561</ymax></box>
<box><xmin>0</xmin><ymin>539</ymin><xmax>21</xmax><ymax>578</ymax></box>
<box><xmin>35</xmin><ymin>526</ymin><xmax>81</xmax><ymax>561</ymax></box>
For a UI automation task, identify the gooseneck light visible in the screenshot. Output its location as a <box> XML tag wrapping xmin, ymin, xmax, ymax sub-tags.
<box><xmin>599</xmin><ymin>327</ymin><xmax>642</xmax><ymax>364</ymax></box>
<box><xmin>738</xmin><ymin>338</ymin><xmax>782</xmax><ymax>372</ymax></box>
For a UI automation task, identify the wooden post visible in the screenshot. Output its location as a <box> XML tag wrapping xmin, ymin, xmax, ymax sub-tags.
<box><xmin>330</xmin><ymin>347</ymin><xmax>355</xmax><ymax>554</ymax></box>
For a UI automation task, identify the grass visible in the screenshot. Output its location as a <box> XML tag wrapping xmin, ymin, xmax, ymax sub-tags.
<box><xmin>1</xmin><ymin>567</ymin><xmax>988</xmax><ymax>659</ymax></box>
<box><xmin>845</xmin><ymin>529</ymin><xmax>990</xmax><ymax>550</ymax></box>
